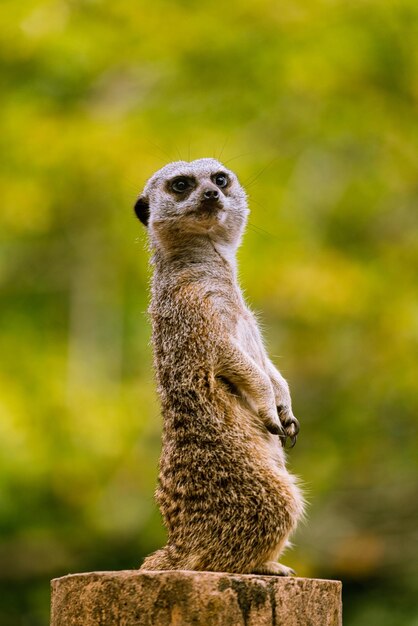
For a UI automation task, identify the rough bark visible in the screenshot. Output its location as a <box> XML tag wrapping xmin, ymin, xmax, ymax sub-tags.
<box><xmin>50</xmin><ymin>570</ymin><xmax>342</xmax><ymax>626</ymax></box>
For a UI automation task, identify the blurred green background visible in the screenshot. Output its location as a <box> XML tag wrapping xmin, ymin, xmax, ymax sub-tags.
<box><xmin>1</xmin><ymin>0</ymin><xmax>417</xmax><ymax>624</ymax></box>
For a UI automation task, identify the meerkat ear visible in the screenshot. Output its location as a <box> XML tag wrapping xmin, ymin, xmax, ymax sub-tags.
<box><xmin>134</xmin><ymin>196</ymin><xmax>150</xmax><ymax>227</ymax></box>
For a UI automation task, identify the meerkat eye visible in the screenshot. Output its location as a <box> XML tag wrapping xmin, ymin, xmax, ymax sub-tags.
<box><xmin>213</xmin><ymin>173</ymin><xmax>228</xmax><ymax>188</ymax></box>
<box><xmin>171</xmin><ymin>177</ymin><xmax>190</xmax><ymax>193</ymax></box>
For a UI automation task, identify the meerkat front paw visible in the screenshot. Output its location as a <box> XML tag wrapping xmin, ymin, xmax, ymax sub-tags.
<box><xmin>259</xmin><ymin>406</ymin><xmax>285</xmax><ymax>437</ymax></box>
<box><xmin>268</xmin><ymin>374</ymin><xmax>299</xmax><ymax>446</ymax></box>
<box><xmin>277</xmin><ymin>405</ymin><xmax>300</xmax><ymax>448</ymax></box>
<box><xmin>252</xmin><ymin>561</ymin><xmax>296</xmax><ymax>576</ymax></box>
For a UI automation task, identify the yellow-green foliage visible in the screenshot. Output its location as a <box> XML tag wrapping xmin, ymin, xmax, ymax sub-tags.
<box><xmin>0</xmin><ymin>1</ymin><xmax>417</xmax><ymax>624</ymax></box>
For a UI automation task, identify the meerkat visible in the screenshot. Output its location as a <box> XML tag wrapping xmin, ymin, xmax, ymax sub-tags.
<box><xmin>134</xmin><ymin>158</ymin><xmax>304</xmax><ymax>576</ymax></box>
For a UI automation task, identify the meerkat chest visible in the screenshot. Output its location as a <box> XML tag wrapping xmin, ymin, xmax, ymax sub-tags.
<box><xmin>234</xmin><ymin>309</ymin><xmax>267</xmax><ymax>367</ymax></box>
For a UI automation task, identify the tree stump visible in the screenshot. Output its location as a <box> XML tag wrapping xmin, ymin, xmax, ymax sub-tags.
<box><xmin>50</xmin><ymin>570</ymin><xmax>342</xmax><ymax>625</ymax></box>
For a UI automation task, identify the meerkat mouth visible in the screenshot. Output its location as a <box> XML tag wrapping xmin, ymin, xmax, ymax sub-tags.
<box><xmin>199</xmin><ymin>198</ymin><xmax>223</xmax><ymax>214</ymax></box>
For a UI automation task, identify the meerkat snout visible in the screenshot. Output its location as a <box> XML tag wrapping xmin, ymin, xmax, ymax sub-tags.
<box><xmin>202</xmin><ymin>188</ymin><xmax>219</xmax><ymax>201</ymax></box>
<box><xmin>200</xmin><ymin>186</ymin><xmax>222</xmax><ymax>212</ymax></box>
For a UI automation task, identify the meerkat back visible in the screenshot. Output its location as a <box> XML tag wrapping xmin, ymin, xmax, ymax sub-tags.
<box><xmin>134</xmin><ymin>158</ymin><xmax>304</xmax><ymax>575</ymax></box>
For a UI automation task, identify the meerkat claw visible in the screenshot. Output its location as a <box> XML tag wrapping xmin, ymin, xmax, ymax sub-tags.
<box><xmin>266</xmin><ymin>421</ymin><xmax>285</xmax><ymax>436</ymax></box>
<box><xmin>291</xmin><ymin>417</ymin><xmax>300</xmax><ymax>436</ymax></box>
<box><xmin>277</xmin><ymin>406</ymin><xmax>300</xmax><ymax>448</ymax></box>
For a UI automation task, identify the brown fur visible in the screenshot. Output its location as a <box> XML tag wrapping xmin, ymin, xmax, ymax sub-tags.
<box><xmin>135</xmin><ymin>158</ymin><xmax>304</xmax><ymax>575</ymax></box>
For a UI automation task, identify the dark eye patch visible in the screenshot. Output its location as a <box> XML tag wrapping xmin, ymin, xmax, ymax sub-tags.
<box><xmin>170</xmin><ymin>176</ymin><xmax>195</xmax><ymax>193</ymax></box>
<box><xmin>212</xmin><ymin>172</ymin><xmax>229</xmax><ymax>188</ymax></box>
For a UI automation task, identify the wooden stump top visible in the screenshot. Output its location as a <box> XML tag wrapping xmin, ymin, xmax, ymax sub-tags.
<box><xmin>51</xmin><ymin>569</ymin><xmax>342</xmax><ymax>626</ymax></box>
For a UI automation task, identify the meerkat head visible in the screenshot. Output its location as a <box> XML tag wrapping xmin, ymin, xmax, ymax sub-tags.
<box><xmin>134</xmin><ymin>158</ymin><xmax>249</xmax><ymax>257</ymax></box>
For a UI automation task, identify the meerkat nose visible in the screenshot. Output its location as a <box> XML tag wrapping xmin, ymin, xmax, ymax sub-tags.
<box><xmin>203</xmin><ymin>189</ymin><xmax>219</xmax><ymax>200</ymax></box>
